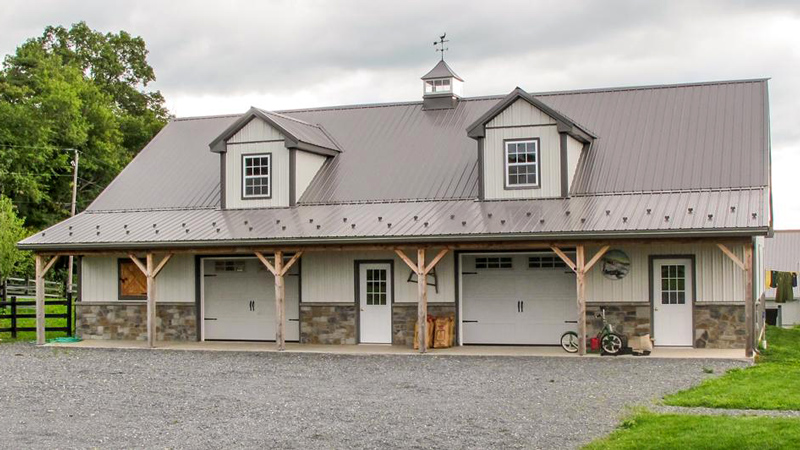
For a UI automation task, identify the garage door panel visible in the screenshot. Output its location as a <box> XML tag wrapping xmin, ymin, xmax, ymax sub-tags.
<box><xmin>463</xmin><ymin>322</ymin><xmax>518</xmax><ymax>345</ymax></box>
<box><xmin>462</xmin><ymin>254</ymin><xmax>577</xmax><ymax>345</ymax></box>
<box><xmin>204</xmin><ymin>258</ymin><xmax>300</xmax><ymax>341</ymax></box>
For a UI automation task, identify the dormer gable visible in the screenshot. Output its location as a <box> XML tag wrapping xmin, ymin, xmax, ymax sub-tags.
<box><xmin>467</xmin><ymin>88</ymin><xmax>595</xmax><ymax>200</ymax></box>
<box><xmin>209</xmin><ymin>107</ymin><xmax>338</xmax><ymax>209</ymax></box>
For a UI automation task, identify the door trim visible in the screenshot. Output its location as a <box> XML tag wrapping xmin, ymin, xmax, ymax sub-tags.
<box><xmin>197</xmin><ymin>254</ymin><xmax>302</xmax><ymax>342</ymax></box>
<box><xmin>354</xmin><ymin>259</ymin><xmax>394</xmax><ymax>344</ymax></box>
<box><xmin>648</xmin><ymin>254</ymin><xmax>696</xmax><ymax>347</ymax></box>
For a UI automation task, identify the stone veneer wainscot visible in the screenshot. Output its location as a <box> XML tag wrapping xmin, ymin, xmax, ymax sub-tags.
<box><xmin>76</xmin><ymin>301</ymin><xmax>196</xmax><ymax>341</ymax></box>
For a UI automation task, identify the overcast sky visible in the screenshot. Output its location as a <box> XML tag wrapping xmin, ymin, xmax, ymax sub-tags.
<box><xmin>2</xmin><ymin>0</ymin><xmax>799</xmax><ymax>228</ymax></box>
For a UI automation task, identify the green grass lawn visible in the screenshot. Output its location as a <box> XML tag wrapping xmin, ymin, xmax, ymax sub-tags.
<box><xmin>0</xmin><ymin>299</ymin><xmax>74</xmax><ymax>342</ymax></box>
<box><xmin>584</xmin><ymin>411</ymin><xmax>800</xmax><ymax>450</ymax></box>
<box><xmin>664</xmin><ymin>326</ymin><xmax>800</xmax><ymax>410</ymax></box>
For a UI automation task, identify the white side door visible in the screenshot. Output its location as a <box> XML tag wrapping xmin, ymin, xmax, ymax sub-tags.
<box><xmin>359</xmin><ymin>263</ymin><xmax>392</xmax><ymax>344</ymax></box>
<box><xmin>652</xmin><ymin>258</ymin><xmax>694</xmax><ymax>346</ymax></box>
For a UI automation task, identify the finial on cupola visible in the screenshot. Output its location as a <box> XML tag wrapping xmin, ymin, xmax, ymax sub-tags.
<box><xmin>421</xmin><ymin>32</ymin><xmax>464</xmax><ymax>110</ymax></box>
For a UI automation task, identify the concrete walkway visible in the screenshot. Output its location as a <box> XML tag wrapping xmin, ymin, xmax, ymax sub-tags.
<box><xmin>46</xmin><ymin>339</ymin><xmax>750</xmax><ymax>360</ymax></box>
<box><xmin>652</xmin><ymin>404</ymin><xmax>800</xmax><ymax>418</ymax></box>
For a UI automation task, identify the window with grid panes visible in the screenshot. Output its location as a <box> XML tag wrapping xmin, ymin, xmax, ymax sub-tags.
<box><xmin>475</xmin><ymin>257</ymin><xmax>513</xmax><ymax>269</ymax></box>
<box><xmin>505</xmin><ymin>140</ymin><xmax>539</xmax><ymax>187</ymax></box>
<box><xmin>242</xmin><ymin>154</ymin><xmax>271</xmax><ymax>198</ymax></box>
<box><xmin>528</xmin><ymin>255</ymin><xmax>568</xmax><ymax>269</ymax></box>
<box><xmin>365</xmin><ymin>268</ymin><xmax>387</xmax><ymax>305</ymax></box>
<box><xmin>661</xmin><ymin>264</ymin><xmax>687</xmax><ymax>304</ymax></box>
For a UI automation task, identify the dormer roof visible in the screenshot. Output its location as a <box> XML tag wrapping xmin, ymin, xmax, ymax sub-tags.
<box><xmin>421</xmin><ymin>60</ymin><xmax>464</xmax><ymax>81</ymax></box>
<box><xmin>209</xmin><ymin>106</ymin><xmax>342</xmax><ymax>156</ymax></box>
<box><xmin>466</xmin><ymin>87</ymin><xmax>596</xmax><ymax>143</ymax></box>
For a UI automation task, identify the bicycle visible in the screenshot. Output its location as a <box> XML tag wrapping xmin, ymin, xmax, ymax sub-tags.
<box><xmin>560</xmin><ymin>308</ymin><xmax>625</xmax><ymax>355</ymax></box>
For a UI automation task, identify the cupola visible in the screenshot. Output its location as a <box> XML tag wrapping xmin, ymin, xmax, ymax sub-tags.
<box><xmin>421</xmin><ymin>34</ymin><xmax>463</xmax><ymax>110</ymax></box>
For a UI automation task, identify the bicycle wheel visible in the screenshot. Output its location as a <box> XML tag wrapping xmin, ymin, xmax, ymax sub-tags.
<box><xmin>560</xmin><ymin>331</ymin><xmax>579</xmax><ymax>353</ymax></box>
<box><xmin>601</xmin><ymin>333</ymin><xmax>623</xmax><ymax>355</ymax></box>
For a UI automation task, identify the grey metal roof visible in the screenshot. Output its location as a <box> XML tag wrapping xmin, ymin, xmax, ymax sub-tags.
<box><xmin>33</xmin><ymin>78</ymin><xmax>771</xmax><ymax>251</ymax></box>
<box><xmin>257</xmin><ymin>109</ymin><xmax>341</xmax><ymax>152</ymax></box>
<box><xmin>540</xmin><ymin>79</ymin><xmax>770</xmax><ymax>195</ymax></box>
<box><xmin>87</xmin><ymin>114</ymin><xmax>238</xmax><ymax>212</ymax></box>
<box><xmin>86</xmin><ymin>78</ymin><xmax>770</xmax><ymax>211</ymax></box>
<box><xmin>20</xmin><ymin>188</ymin><xmax>768</xmax><ymax>250</ymax></box>
<box><xmin>421</xmin><ymin>60</ymin><xmax>464</xmax><ymax>81</ymax></box>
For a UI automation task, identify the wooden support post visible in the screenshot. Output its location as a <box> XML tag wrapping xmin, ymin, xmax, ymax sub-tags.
<box><xmin>575</xmin><ymin>245</ymin><xmax>587</xmax><ymax>356</ymax></box>
<box><xmin>274</xmin><ymin>251</ymin><xmax>285</xmax><ymax>351</ymax></box>
<box><xmin>146</xmin><ymin>253</ymin><xmax>156</xmax><ymax>348</ymax></box>
<box><xmin>395</xmin><ymin>248</ymin><xmax>447</xmax><ymax>353</ymax></box>
<box><xmin>417</xmin><ymin>248</ymin><xmax>428</xmax><ymax>353</ymax></box>
<box><xmin>35</xmin><ymin>255</ymin><xmax>45</xmax><ymax>345</ymax></box>
<box><xmin>744</xmin><ymin>243</ymin><xmax>754</xmax><ymax>358</ymax></box>
<box><xmin>35</xmin><ymin>254</ymin><xmax>60</xmax><ymax>345</ymax></box>
<box><xmin>255</xmin><ymin>250</ymin><xmax>302</xmax><ymax>351</ymax></box>
<box><xmin>127</xmin><ymin>252</ymin><xmax>171</xmax><ymax>349</ymax></box>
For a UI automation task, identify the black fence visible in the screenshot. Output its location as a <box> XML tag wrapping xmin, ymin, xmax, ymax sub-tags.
<box><xmin>0</xmin><ymin>281</ymin><xmax>73</xmax><ymax>338</ymax></box>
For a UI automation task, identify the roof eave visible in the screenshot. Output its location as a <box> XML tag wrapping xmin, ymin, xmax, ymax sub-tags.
<box><xmin>17</xmin><ymin>226</ymin><xmax>771</xmax><ymax>252</ymax></box>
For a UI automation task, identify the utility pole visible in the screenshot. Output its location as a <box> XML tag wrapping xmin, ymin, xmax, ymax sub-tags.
<box><xmin>65</xmin><ymin>149</ymin><xmax>79</xmax><ymax>299</ymax></box>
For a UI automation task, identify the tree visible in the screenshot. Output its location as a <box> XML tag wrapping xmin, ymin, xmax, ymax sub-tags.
<box><xmin>0</xmin><ymin>22</ymin><xmax>169</xmax><ymax>230</ymax></box>
<box><xmin>0</xmin><ymin>195</ymin><xmax>31</xmax><ymax>283</ymax></box>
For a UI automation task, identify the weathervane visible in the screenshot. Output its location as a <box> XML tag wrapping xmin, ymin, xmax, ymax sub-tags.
<box><xmin>434</xmin><ymin>33</ymin><xmax>449</xmax><ymax>61</ymax></box>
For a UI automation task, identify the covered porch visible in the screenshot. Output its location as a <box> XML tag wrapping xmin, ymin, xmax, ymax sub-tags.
<box><xmin>32</xmin><ymin>236</ymin><xmax>760</xmax><ymax>356</ymax></box>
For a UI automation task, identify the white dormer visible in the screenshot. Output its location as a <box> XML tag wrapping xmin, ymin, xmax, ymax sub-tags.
<box><xmin>421</xmin><ymin>60</ymin><xmax>464</xmax><ymax>110</ymax></box>
<box><xmin>466</xmin><ymin>88</ymin><xmax>595</xmax><ymax>200</ymax></box>
<box><xmin>209</xmin><ymin>108</ymin><xmax>341</xmax><ymax>209</ymax></box>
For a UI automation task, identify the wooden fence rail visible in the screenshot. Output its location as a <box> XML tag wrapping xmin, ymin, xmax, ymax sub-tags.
<box><xmin>0</xmin><ymin>296</ymin><xmax>72</xmax><ymax>338</ymax></box>
<box><xmin>4</xmin><ymin>277</ymin><xmax>70</xmax><ymax>298</ymax></box>
<box><xmin>1</xmin><ymin>279</ymin><xmax>74</xmax><ymax>339</ymax></box>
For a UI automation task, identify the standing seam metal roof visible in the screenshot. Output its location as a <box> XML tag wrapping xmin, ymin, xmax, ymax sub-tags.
<box><xmin>85</xmin><ymin>78</ymin><xmax>769</xmax><ymax>212</ymax></box>
<box><xmin>20</xmin><ymin>188</ymin><xmax>768</xmax><ymax>250</ymax></box>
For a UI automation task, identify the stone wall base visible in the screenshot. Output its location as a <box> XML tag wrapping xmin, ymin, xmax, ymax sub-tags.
<box><xmin>392</xmin><ymin>303</ymin><xmax>456</xmax><ymax>347</ymax></box>
<box><xmin>76</xmin><ymin>302</ymin><xmax>196</xmax><ymax>341</ymax></box>
<box><xmin>694</xmin><ymin>304</ymin><xmax>746</xmax><ymax>349</ymax></box>
<box><xmin>299</xmin><ymin>304</ymin><xmax>356</xmax><ymax>344</ymax></box>
<box><xmin>585</xmin><ymin>304</ymin><xmax>650</xmax><ymax>338</ymax></box>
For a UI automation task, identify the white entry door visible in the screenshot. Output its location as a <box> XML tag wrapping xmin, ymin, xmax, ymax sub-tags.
<box><xmin>359</xmin><ymin>263</ymin><xmax>392</xmax><ymax>344</ymax></box>
<box><xmin>652</xmin><ymin>258</ymin><xmax>694</xmax><ymax>346</ymax></box>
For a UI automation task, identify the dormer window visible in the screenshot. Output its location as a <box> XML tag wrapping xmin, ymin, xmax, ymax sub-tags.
<box><xmin>505</xmin><ymin>139</ymin><xmax>540</xmax><ymax>189</ymax></box>
<box><xmin>425</xmin><ymin>78</ymin><xmax>451</xmax><ymax>94</ymax></box>
<box><xmin>242</xmin><ymin>153</ymin><xmax>272</xmax><ymax>199</ymax></box>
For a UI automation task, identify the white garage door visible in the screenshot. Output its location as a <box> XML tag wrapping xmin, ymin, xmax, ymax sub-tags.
<box><xmin>462</xmin><ymin>253</ymin><xmax>577</xmax><ymax>345</ymax></box>
<box><xmin>203</xmin><ymin>257</ymin><xmax>300</xmax><ymax>341</ymax></box>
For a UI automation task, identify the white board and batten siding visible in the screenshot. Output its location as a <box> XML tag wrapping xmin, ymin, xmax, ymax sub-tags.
<box><xmin>80</xmin><ymin>255</ymin><xmax>195</xmax><ymax>303</ymax></box>
<box><xmin>301</xmin><ymin>251</ymin><xmax>456</xmax><ymax>303</ymax></box>
<box><xmin>483</xmin><ymin>98</ymin><xmax>578</xmax><ymax>200</ymax></box>
<box><xmin>585</xmin><ymin>243</ymin><xmax>747</xmax><ymax>304</ymax></box>
<box><xmin>225</xmin><ymin>117</ymin><xmax>328</xmax><ymax>208</ymax></box>
<box><xmin>295</xmin><ymin>151</ymin><xmax>327</xmax><ymax>199</ymax></box>
<box><xmin>566</xmin><ymin>135</ymin><xmax>583</xmax><ymax>190</ymax></box>
<box><xmin>225</xmin><ymin>118</ymin><xmax>290</xmax><ymax>209</ymax></box>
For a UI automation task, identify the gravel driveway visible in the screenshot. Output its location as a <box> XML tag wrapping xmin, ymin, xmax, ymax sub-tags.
<box><xmin>0</xmin><ymin>343</ymin><xmax>747</xmax><ymax>449</ymax></box>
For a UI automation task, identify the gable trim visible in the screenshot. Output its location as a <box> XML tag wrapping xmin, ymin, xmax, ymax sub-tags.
<box><xmin>466</xmin><ymin>87</ymin><xmax>596</xmax><ymax>142</ymax></box>
<box><xmin>209</xmin><ymin>107</ymin><xmax>341</xmax><ymax>155</ymax></box>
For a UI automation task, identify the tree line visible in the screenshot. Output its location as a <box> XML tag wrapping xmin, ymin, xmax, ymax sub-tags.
<box><xmin>0</xmin><ymin>22</ymin><xmax>169</xmax><ymax>282</ymax></box>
